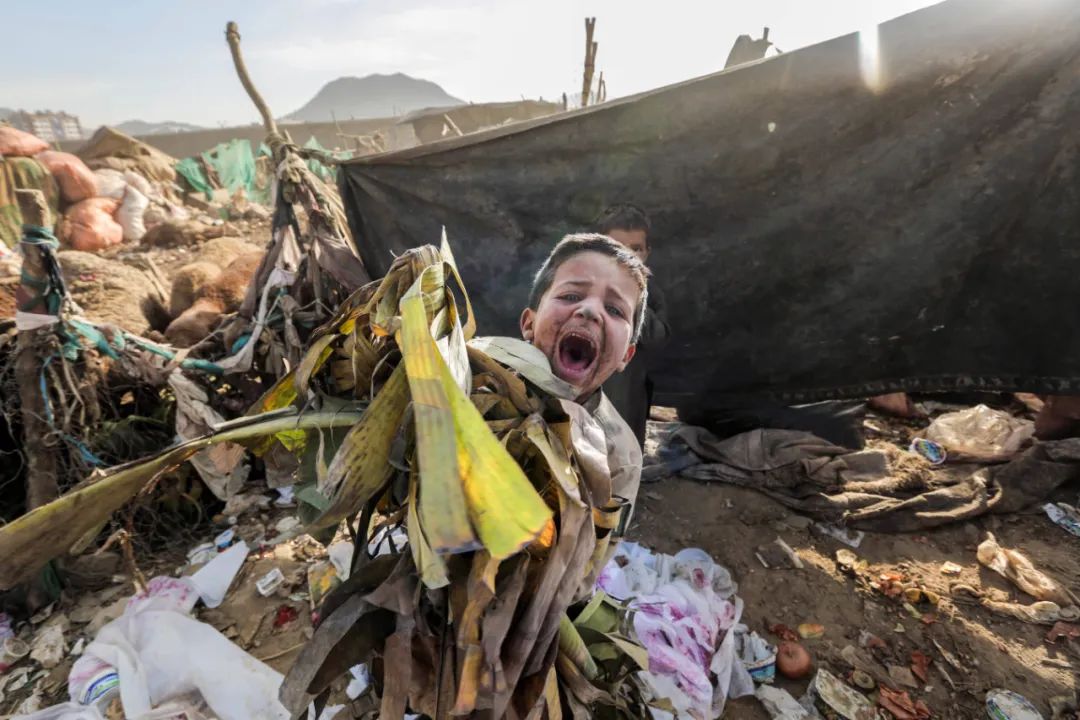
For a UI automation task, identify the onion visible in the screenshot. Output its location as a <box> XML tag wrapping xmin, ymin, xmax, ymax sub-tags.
<box><xmin>777</xmin><ymin>641</ymin><xmax>812</xmax><ymax>679</ymax></box>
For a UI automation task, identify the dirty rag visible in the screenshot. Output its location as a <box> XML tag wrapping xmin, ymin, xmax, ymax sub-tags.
<box><xmin>669</xmin><ymin>426</ymin><xmax>1080</xmax><ymax>531</ymax></box>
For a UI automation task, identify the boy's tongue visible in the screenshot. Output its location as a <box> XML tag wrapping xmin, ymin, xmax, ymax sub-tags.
<box><xmin>555</xmin><ymin>333</ymin><xmax>597</xmax><ymax>385</ymax></box>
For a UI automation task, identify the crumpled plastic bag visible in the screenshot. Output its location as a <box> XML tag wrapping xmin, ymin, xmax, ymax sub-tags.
<box><xmin>977</xmin><ymin>532</ymin><xmax>1076</xmax><ymax>607</ymax></box>
<box><xmin>924</xmin><ymin>404</ymin><xmax>1034</xmax><ymax>455</ymax></box>
<box><xmin>597</xmin><ymin>542</ymin><xmax>753</xmax><ymax>719</ymax></box>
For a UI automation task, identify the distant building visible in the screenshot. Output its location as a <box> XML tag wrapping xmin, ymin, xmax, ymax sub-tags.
<box><xmin>7</xmin><ymin>110</ymin><xmax>83</xmax><ymax>142</ymax></box>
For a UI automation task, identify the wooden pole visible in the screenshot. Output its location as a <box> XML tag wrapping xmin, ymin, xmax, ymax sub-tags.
<box><xmin>14</xmin><ymin>190</ymin><xmax>59</xmax><ymax>511</ymax></box>
<box><xmin>581</xmin><ymin>17</ymin><xmax>597</xmax><ymax>107</ymax></box>
<box><xmin>225</xmin><ymin>22</ymin><xmax>280</xmax><ymax>139</ymax></box>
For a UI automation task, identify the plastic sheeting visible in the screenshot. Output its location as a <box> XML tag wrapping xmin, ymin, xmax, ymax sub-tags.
<box><xmin>341</xmin><ymin>0</ymin><xmax>1080</xmax><ymax>413</ymax></box>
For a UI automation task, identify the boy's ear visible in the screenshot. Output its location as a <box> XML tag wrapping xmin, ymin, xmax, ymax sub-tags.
<box><xmin>520</xmin><ymin>307</ymin><xmax>536</xmax><ymax>342</ymax></box>
<box><xmin>617</xmin><ymin>343</ymin><xmax>637</xmax><ymax>371</ymax></box>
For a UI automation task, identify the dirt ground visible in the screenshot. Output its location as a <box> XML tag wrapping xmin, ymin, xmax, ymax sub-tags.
<box><xmin>632</xmin><ymin>415</ymin><xmax>1080</xmax><ymax>719</ymax></box>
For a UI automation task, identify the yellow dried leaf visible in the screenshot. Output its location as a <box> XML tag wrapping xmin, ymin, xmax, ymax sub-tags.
<box><xmin>311</xmin><ymin>364</ymin><xmax>409</xmax><ymax>529</ymax></box>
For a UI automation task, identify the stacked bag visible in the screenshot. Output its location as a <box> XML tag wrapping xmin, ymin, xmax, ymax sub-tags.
<box><xmin>0</xmin><ymin>125</ymin><xmax>181</xmax><ymax>251</ymax></box>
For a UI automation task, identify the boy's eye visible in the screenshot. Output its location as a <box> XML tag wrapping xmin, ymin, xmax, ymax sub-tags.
<box><xmin>558</xmin><ymin>293</ymin><xmax>582</xmax><ymax>302</ymax></box>
<box><xmin>606</xmin><ymin>305</ymin><xmax>625</xmax><ymax>318</ymax></box>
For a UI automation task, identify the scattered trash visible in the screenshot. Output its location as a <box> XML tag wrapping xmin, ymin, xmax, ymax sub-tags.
<box><xmin>307</xmin><ymin>561</ymin><xmax>340</xmax><ymax>608</ymax></box>
<box><xmin>755</xmin><ymin>683</ymin><xmax>808</xmax><ymax>719</ymax></box>
<box><xmin>909</xmin><ymin>437</ymin><xmax>946</xmax><ymax>465</ymax></box>
<box><xmin>274</xmin><ymin>486</ymin><xmax>296</xmax><ymax>507</ymax></box>
<box><xmin>1044</xmin><ymin>503</ymin><xmax>1080</xmax><ymax>538</ymax></box>
<box><xmin>273</xmin><ymin>604</ymin><xmax>299</xmax><ymax>629</ymax></box>
<box><xmin>274</xmin><ymin>516</ymin><xmax>302</xmax><ymax>536</ymax></box>
<box><xmin>835</xmin><ymin>549</ymin><xmax>867</xmax><ymax>575</ymax></box>
<box><xmin>1046</xmin><ymin>621</ymin><xmax>1080</xmax><ymax>644</ymax></box>
<box><xmin>1</xmin><ymin>636</ymin><xmax>30</xmax><ymax>671</ymax></box>
<box><xmin>875</xmin><ymin>571</ymin><xmax>907</xmax><ymax>598</ymax></box>
<box><xmin>776</xmin><ymin>641</ymin><xmax>812</xmax><ymax>680</ymax></box>
<box><xmin>256</xmin><ymin>567</ymin><xmax>286</xmax><ymax>597</ymax></box>
<box><xmin>345</xmin><ymin>663</ymin><xmax>371</xmax><ymax>700</ymax></box>
<box><xmin>797</xmin><ymin>623</ymin><xmax>825</xmax><ymax>640</ymax></box>
<box><xmin>878</xmin><ymin>685</ymin><xmax>932</xmax><ymax>719</ymax></box>
<box><xmin>774</xmin><ymin>538</ymin><xmax>803</xmax><ymax>569</ymax></box>
<box><xmin>768</xmin><ymin>623</ymin><xmax>800</xmax><ymax>642</ymax></box>
<box><xmin>737</xmin><ymin>630</ymin><xmax>777</xmax><ymax>684</ymax></box>
<box><xmin>326</xmin><ymin>541</ymin><xmax>354</xmax><ymax>581</ymax></box>
<box><xmin>859</xmin><ymin>631</ymin><xmax>887</xmax><ymax>651</ymax></box>
<box><xmin>214</xmin><ymin>528</ymin><xmax>236</xmax><ymax>550</ymax></box>
<box><xmin>903</xmin><ymin>587</ymin><xmax>941</xmax><ymax>606</ymax></box>
<box><xmin>29</xmin><ymin>618</ymin><xmax>67</xmax><ymax>669</ymax></box>
<box><xmin>982</xmin><ymin>598</ymin><xmax>1077</xmax><ymax>625</ymax></box>
<box><xmin>190</xmin><ymin>541</ymin><xmax>250</xmax><ymax>608</ymax></box>
<box><xmin>813</xmin><ymin>523</ymin><xmax>865</xmax><ymax>548</ymax></box>
<box><xmin>850</xmin><ymin>670</ymin><xmax>875</xmax><ymax>690</ymax></box>
<box><xmin>222</xmin><ymin>492</ymin><xmax>272</xmax><ymax>517</ymax></box>
<box><xmin>925</xmin><ymin>404</ymin><xmax>1034</xmax><ymax>455</ymax></box>
<box><xmin>977</xmin><ymin>532</ymin><xmax>1076</xmax><ymax>606</ymax></box>
<box><xmin>888</xmin><ymin>664</ymin><xmax>919</xmax><ymax>689</ymax></box>
<box><xmin>940</xmin><ymin>561</ymin><xmax>963</xmax><ymax>576</ymax></box>
<box><xmin>187</xmin><ymin>542</ymin><xmax>217</xmax><ymax>566</ymax></box>
<box><xmin>986</xmin><ymin>689</ymin><xmax>1045</xmax><ymax>720</ymax></box>
<box><xmin>910</xmin><ymin>650</ymin><xmax>932</xmax><ymax>684</ymax></box>
<box><xmin>808</xmin><ymin>668</ymin><xmax>876</xmax><ymax>720</ymax></box>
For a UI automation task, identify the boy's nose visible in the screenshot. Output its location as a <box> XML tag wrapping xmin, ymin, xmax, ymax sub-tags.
<box><xmin>574</xmin><ymin>299</ymin><xmax>602</xmax><ymax>322</ymax></box>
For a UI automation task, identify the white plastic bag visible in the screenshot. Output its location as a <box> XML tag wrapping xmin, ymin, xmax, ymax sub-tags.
<box><xmin>92</xmin><ymin>169</ymin><xmax>127</xmax><ymax>200</ymax></box>
<box><xmin>116</xmin><ymin>185</ymin><xmax>149</xmax><ymax>242</ymax></box>
<box><xmin>122</xmin><ymin>170</ymin><xmax>153</xmax><ymax>198</ymax></box>
<box><xmin>924</xmin><ymin>404</ymin><xmax>1034</xmax><ymax>455</ymax></box>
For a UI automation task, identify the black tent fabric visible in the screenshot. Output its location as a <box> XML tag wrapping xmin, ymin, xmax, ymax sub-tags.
<box><xmin>341</xmin><ymin>0</ymin><xmax>1080</xmax><ymax>416</ymax></box>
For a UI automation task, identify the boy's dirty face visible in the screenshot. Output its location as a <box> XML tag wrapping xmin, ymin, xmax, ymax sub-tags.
<box><xmin>520</xmin><ymin>251</ymin><xmax>638</xmax><ymax>401</ymax></box>
<box><xmin>606</xmin><ymin>228</ymin><xmax>649</xmax><ymax>264</ymax></box>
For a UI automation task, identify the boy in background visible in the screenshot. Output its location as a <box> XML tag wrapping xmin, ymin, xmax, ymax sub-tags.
<box><xmin>595</xmin><ymin>204</ymin><xmax>670</xmax><ymax>447</ymax></box>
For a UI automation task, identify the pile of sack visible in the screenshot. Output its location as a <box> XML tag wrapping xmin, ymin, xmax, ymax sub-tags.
<box><xmin>0</xmin><ymin>125</ymin><xmax>189</xmax><ymax>251</ymax></box>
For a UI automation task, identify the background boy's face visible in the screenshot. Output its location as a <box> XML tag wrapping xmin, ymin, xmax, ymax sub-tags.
<box><xmin>520</xmin><ymin>251</ymin><xmax>638</xmax><ymax>400</ymax></box>
<box><xmin>606</xmin><ymin>228</ymin><xmax>650</xmax><ymax>264</ymax></box>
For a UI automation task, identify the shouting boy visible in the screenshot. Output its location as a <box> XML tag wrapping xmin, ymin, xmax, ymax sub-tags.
<box><xmin>478</xmin><ymin>233</ymin><xmax>646</xmax><ymax>522</ymax></box>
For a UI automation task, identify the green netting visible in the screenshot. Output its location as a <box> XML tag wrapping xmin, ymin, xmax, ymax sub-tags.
<box><xmin>302</xmin><ymin>136</ymin><xmax>334</xmax><ymax>182</ymax></box>
<box><xmin>176</xmin><ymin>139</ymin><xmax>272</xmax><ymax>205</ymax></box>
<box><xmin>174</xmin><ymin>157</ymin><xmax>214</xmax><ymax>199</ymax></box>
<box><xmin>203</xmin><ymin>139</ymin><xmax>256</xmax><ymax>197</ymax></box>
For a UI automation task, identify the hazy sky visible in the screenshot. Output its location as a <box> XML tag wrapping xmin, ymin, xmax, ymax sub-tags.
<box><xmin>4</xmin><ymin>0</ymin><xmax>938</xmax><ymax>129</ymax></box>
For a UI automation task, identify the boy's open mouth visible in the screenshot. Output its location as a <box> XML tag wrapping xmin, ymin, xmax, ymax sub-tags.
<box><xmin>555</xmin><ymin>331</ymin><xmax>598</xmax><ymax>383</ymax></box>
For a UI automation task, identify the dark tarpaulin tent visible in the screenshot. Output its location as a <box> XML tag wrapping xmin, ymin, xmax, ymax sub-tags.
<box><xmin>340</xmin><ymin>0</ymin><xmax>1080</xmax><ymax>416</ymax></box>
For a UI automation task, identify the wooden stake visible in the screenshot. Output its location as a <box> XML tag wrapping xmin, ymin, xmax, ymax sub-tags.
<box><xmin>14</xmin><ymin>190</ymin><xmax>60</xmax><ymax>511</ymax></box>
<box><xmin>581</xmin><ymin>17</ymin><xmax>597</xmax><ymax>107</ymax></box>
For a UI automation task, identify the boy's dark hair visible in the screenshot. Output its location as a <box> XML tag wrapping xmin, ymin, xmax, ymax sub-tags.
<box><xmin>593</xmin><ymin>203</ymin><xmax>652</xmax><ymax>242</ymax></box>
<box><xmin>528</xmin><ymin>233</ymin><xmax>649</xmax><ymax>342</ymax></box>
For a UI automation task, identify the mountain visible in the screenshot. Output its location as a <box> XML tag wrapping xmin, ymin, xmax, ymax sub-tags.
<box><xmin>284</xmin><ymin>73</ymin><xmax>464</xmax><ymax>122</ymax></box>
<box><xmin>114</xmin><ymin>119</ymin><xmax>205</xmax><ymax>136</ymax></box>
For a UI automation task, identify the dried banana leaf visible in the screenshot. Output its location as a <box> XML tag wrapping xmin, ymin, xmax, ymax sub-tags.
<box><xmin>0</xmin><ymin>409</ymin><xmax>362</xmax><ymax>589</ymax></box>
